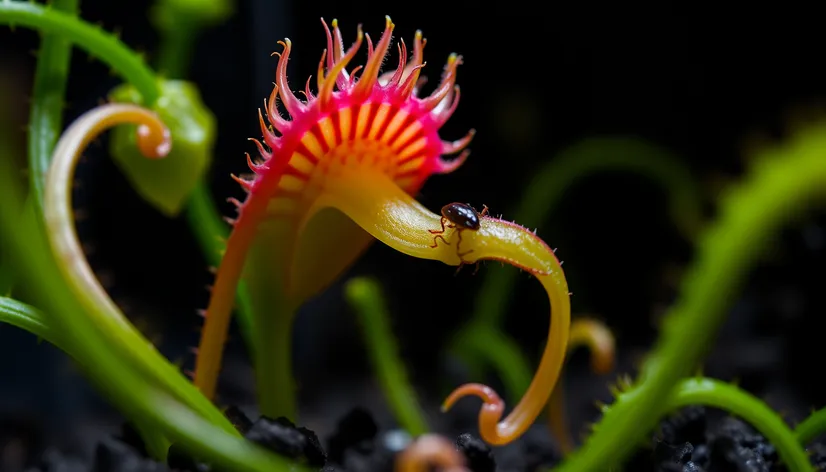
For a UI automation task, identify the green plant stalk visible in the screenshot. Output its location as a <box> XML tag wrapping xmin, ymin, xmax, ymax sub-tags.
<box><xmin>150</xmin><ymin>0</ymin><xmax>256</xmax><ymax>354</ymax></box>
<box><xmin>2</xmin><ymin>0</ymin><xmax>243</xmax><ymax>436</ymax></box>
<box><xmin>345</xmin><ymin>277</ymin><xmax>429</xmax><ymax>436</ymax></box>
<box><xmin>245</xmin><ymin>248</ymin><xmax>298</xmax><ymax>420</ymax></box>
<box><xmin>0</xmin><ymin>202</ymin><xmax>305</xmax><ymax>472</ymax></box>
<box><xmin>795</xmin><ymin>407</ymin><xmax>826</xmax><ymax>445</ymax></box>
<box><xmin>4</xmin><ymin>0</ymin><xmax>256</xmax><ymax>358</ymax></box>
<box><xmin>43</xmin><ymin>104</ymin><xmax>239</xmax><ymax>436</ymax></box>
<box><xmin>475</xmin><ymin>136</ymin><xmax>703</xmax><ymax>329</ymax></box>
<box><xmin>558</xmin><ymin>125</ymin><xmax>826</xmax><ymax>471</ymax></box>
<box><xmin>0</xmin><ymin>296</ymin><xmax>170</xmax><ymax>458</ymax></box>
<box><xmin>0</xmin><ymin>296</ymin><xmax>58</xmax><ymax>347</ymax></box>
<box><xmin>26</xmin><ymin>0</ymin><xmax>79</xmax><ymax>210</ymax></box>
<box><xmin>450</xmin><ymin>136</ymin><xmax>703</xmax><ymax>402</ymax></box>
<box><xmin>0</xmin><ymin>1</ymin><xmax>159</xmax><ymax>105</ymax></box>
<box><xmin>451</xmin><ymin>324</ymin><xmax>533</xmax><ymax>404</ymax></box>
<box><xmin>155</xmin><ymin>19</ymin><xmax>196</xmax><ymax>78</ymax></box>
<box><xmin>662</xmin><ymin>378</ymin><xmax>810</xmax><ymax>471</ymax></box>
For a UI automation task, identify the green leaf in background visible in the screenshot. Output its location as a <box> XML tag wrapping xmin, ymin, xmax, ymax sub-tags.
<box><xmin>108</xmin><ymin>80</ymin><xmax>215</xmax><ymax>216</ymax></box>
<box><xmin>150</xmin><ymin>0</ymin><xmax>234</xmax><ymax>31</ymax></box>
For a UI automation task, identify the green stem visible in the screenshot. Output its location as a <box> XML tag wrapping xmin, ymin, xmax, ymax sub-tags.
<box><xmin>451</xmin><ymin>325</ymin><xmax>533</xmax><ymax>404</ymax></box>
<box><xmin>42</xmin><ymin>104</ymin><xmax>238</xmax><ymax>435</ymax></box>
<box><xmin>151</xmin><ymin>3</ymin><xmax>256</xmax><ymax>356</ymax></box>
<box><xmin>0</xmin><ymin>146</ymin><xmax>305</xmax><ymax>472</ymax></box>
<box><xmin>0</xmin><ymin>296</ymin><xmax>169</xmax><ymax>459</ymax></box>
<box><xmin>795</xmin><ymin>407</ymin><xmax>826</xmax><ymax>445</ymax></box>
<box><xmin>185</xmin><ymin>183</ymin><xmax>255</xmax><ymax>357</ymax></box>
<box><xmin>345</xmin><ymin>277</ymin><xmax>429</xmax><ymax>436</ymax></box>
<box><xmin>26</xmin><ymin>0</ymin><xmax>79</xmax><ymax>209</ymax></box>
<box><xmin>663</xmin><ymin>378</ymin><xmax>811</xmax><ymax>471</ymax></box>
<box><xmin>0</xmin><ymin>1</ymin><xmax>160</xmax><ymax>105</ymax></box>
<box><xmin>558</xmin><ymin>124</ymin><xmax>826</xmax><ymax>471</ymax></box>
<box><xmin>0</xmin><ymin>296</ymin><xmax>57</xmax><ymax>346</ymax></box>
<box><xmin>155</xmin><ymin>20</ymin><xmax>196</xmax><ymax>78</ymax></box>
<box><xmin>474</xmin><ymin>136</ymin><xmax>703</xmax><ymax>329</ymax></box>
<box><xmin>255</xmin><ymin>302</ymin><xmax>297</xmax><ymax>420</ymax></box>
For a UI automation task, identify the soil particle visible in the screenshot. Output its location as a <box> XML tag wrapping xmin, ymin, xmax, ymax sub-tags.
<box><xmin>244</xmin><ymin>415</ymin><xmax>327</xmax><ymax>468</ymax></box>
<box><xmin>456</xmin><ymin>432</ymin><xmax>495</xmax><ymax>472</ymax></box>
<box><xmin>624</xmin><ymin>406</ymin><xmax>798</xmax><ymax>472</ymax></box>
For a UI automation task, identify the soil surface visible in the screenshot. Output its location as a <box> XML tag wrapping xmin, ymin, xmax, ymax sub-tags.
<box><xmin>5</xmin><ymin>404</ymin><xmax>826</xmax><ymax>471</ymax></box>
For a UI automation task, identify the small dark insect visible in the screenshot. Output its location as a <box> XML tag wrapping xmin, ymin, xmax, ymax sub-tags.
<box><xmin>428</xmin><ymin>202</ymin><xmax>489</xmax><ymax>274</ymax></box>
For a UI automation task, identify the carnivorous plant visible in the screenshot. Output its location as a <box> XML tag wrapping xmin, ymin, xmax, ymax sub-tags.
<box><xmin>1</xmin><ymin>2</ymin><xmax>826</xmax><ymax>471</ymax></box>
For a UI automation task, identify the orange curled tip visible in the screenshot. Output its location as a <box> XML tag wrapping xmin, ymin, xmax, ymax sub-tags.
<box><xmin>442</xmin><ymin>383</ymin><xmax>510</xmax><ymax>446</ymax></box>
<box><xmin>441</xmin><ymin>382</ymin><xmax>503</xmax><ymax>413</ymax></box>
<box><xmin>136</xmin><ymin>122</ymin><xmax>171</xmax><ymax>159</ymax></box>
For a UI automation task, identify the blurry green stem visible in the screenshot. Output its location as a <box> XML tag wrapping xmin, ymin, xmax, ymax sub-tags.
<box><xmin>452</xmin><ymin>324</ymin><xmax>533</xmax><ymax>404</ymax></box>
<box><xmin>156</xmin><ymin>20</ymin><xmax>196</xmax><ymax>78</ymax></box>
<box><xmin>151</xmin><ymin>2</ymin><xmax>256</xmax><ymax>354</ymax></box>
<box><xmin>795</xmin><ymin>407</ymin><xmax>826</xmax><ymax>445</ymax></box>
<box><xmin>345</xmin><ymin>277</ymin><xmax>429</xmax><ymax>436</ymax></box>
<box><xmin>185</xmin><ymin>184</ymin><xmax>255</xmax><ymax>353</ymax></box>
<box><xmin>253</xmin><ymin>296</ymin><xmax>297</xmax><ymax>420</ymax></box>
<box><xmin>559</xmin><ymin>125</ymin><xmax>826</xmax><ymax>471</ymax></box>
<box><xmin>0</xmin><ymin>1</ymin><xmax>160</xmax><ymax>105</ymax></box>
<box><xmin>43</xmin><ymin>103</ymin><xmax>237</xmax><ymax>435</ymax></box>
<box><xmin>0</xmin><ymin>178</ymin><xmax>305</xmax><ymax>471</ymax></box>
<box><xmin>0</xmin><ymin>296</ymin><xmax>169</xmax><ymax>458</ymax></box>
<box><xmin>475</xmin><ymin>136</ymin><xmax>702</xmax><ymax>329</ymax></box>
<box><xmin>0</xmin><ymin>297</ymin><xmax>58</xmax><ymax>349</ymax></box>
<box><xmin>26</xmin><ymin>0</ymin><xmax>79</xmax><ymax>211</ymax></box>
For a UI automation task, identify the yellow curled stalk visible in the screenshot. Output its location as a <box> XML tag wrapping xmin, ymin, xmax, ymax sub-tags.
<box><xmin>312</xmin><ymin>167</ymin><xmax>571</xmax><ymax>446</ymax></box>
<box><xmin>43</xmin><ymin>102</ymin><xmax>237</xmax><ymax>433</ymax></box>
<box><xmin>547</xmin><ymin>317</ymin><xmax>615</xmax><ymax>454</ymax></box>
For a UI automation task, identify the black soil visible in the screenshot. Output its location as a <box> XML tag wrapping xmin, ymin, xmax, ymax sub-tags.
<box><xmin>10</xmin><ymin>405</ymin><xmax>826</xmax><ymax>471</ymax></box>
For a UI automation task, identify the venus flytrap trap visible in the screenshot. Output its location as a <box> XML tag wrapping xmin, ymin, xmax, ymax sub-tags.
<box><xmin>191</xmin><ymin>18</ymin><xmax>573</xmax><ymax>445</ymax></box>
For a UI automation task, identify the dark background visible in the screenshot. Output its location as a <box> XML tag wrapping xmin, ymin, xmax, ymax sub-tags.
<box><xmin>2</xmin><ymin>0</ymin><xmax>826</xmax><ymax>464</ymax></box>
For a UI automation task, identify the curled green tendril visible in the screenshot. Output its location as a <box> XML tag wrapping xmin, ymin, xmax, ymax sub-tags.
<box><xmin>795</xmin><ymin>407</ymin><xmax>826</xmax><ymax>445</ymax></box>
<box><xmin>0</xmin><ymin>136</ymin><xmax>306</xmax><ymax>472</ymax></box>
<box><xmin>344</xmin><ymin>276</ymin><xmax>429</xmax><ymax>436</ymax></box>
<box><xmin>0</xmin><ymin>0</ymin><xmax>256</xmax><ymax>353</ymax></box>
<box><xmin>559</xmin><ymin>123</ymin><xmax>826</xmax><ymax>471</ymax></box>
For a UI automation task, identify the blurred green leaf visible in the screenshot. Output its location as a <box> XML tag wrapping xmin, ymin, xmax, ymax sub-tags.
<box><xmin>108</xmin><ymin>80</ymin><xmax>215</xmax><ymax>216</ymax></box>
<box><xmin>150</xmin><ymin>0</ymin><xmax>234</xmax><ymax>31</ymax></box>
